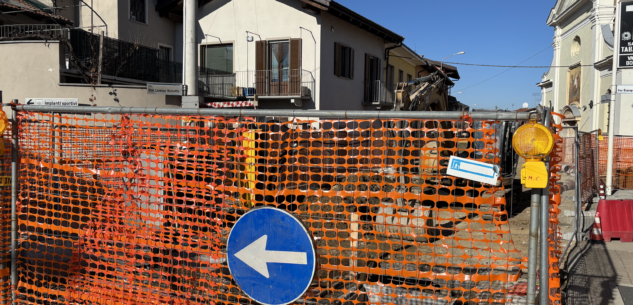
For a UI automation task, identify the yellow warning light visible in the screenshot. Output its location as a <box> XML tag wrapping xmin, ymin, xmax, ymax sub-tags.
<box><xmin>512</xmin><ymin>120</ymin><xmax>554</xmax><ymax>161</ymax></box>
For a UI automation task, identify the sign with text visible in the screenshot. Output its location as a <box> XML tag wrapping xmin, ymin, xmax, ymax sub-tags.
<box><xmin>25</xmin><ymin>98</ymin><xmax>78</xmax><ymax>106</ymax></box>
<box><xmin>447</xmin><ymin>156</ymin><xmax>499</xmax><ymax>185</ymax></box>
<box><xmin>617</xmin><ymin>85</ymin><xmax>633</xmax><ymax>94</ymax></box>
<box><xmin>619</xmin><ymin>3</ymin><xmax>633</xmax><ymax>67</ymax></box>
<box><xmin>601</xmin><ymin>94</ymin><xmax>612</xmax><ymax>103</ymax></box>
<box><xmin>147</xmin><ymin>83</ymin><xmax>183</xmax><ymax>96</ymax></box>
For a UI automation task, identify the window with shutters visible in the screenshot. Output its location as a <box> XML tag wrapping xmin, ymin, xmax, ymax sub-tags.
<box><xmin>407</xmin><ymin>74</ymin><xmax>413</xmax><ymax>82</ymax></box>
<box><xmin>201</xmin><ymin>44</ymin><xmax>233</xmax><ymax>74</ymax></box>
<box><xmin>255</xmin><ymin>39</ymin><xmax>302</xmax><ymax>96</ymax></box>
<box><xmin>129</xmin><ymin>0</ymin><xmax>147</xmax><ymax>24</ymax></box>
<box><xmin>398</xmin><ymin>69</ymin><xmax>404</xmax><ymax>83</ymax></box>
<box><xmin>334</xmin><ymin>43</ymin><xmax>354</xmax><ymax>79</ymax></box>
<box><xmin>363</xmin><ymin>54</ymin><xmax>381</xmax><ymax>103</ymax></box>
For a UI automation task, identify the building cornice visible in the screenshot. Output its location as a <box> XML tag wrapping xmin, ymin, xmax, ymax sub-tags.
<box><xmin>536</xmin><ymin>79</ymin><xmax>553</xmax><ymax>88</ymax></box>
<box><xmin>548</xmin><ymin>0</ymin><xmax>591</xmax><ymax>26</ymax></box>
<box><xmin>594</xmin><ymin>55</ymin><xmax>613</xmax><ymax>71</ymax></box>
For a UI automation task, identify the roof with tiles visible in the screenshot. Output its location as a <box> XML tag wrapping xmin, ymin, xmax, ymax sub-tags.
<box><xmin>0</xmin><ymin>0</ymin><xmax>73</xmax><ymax>25</ymax></box>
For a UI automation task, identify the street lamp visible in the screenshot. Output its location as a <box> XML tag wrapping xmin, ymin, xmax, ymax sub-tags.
<box><xmin>440</xmin><ymin>51</ymin><xmax>465</xmax><ymax>72</ymax></box>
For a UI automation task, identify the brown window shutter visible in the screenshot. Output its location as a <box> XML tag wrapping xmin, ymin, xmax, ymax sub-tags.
<box><xmin>377</xmin><ymin>58</ymin><xmax>382</xmax><ymax>82</ymax></box>
<box><xmin>256</xmin><ymin>41</ymin><xmax>266</xmax><ymax>70</ymax></box>
<box><xmin>290</xmin><ymin>38</ymin><xmax>301</xmax><ymax>70</ymax></box>
<box><xmin>364</xmin><ymin>54</ymin><xmax>371</xmax><ymax>102</ymax></box>
<box><xmin>350</xmin><ymin>48</ymin><xmax>354</xmax><ymax>79</ymax></box>
<box><xmin>255</xmin><ymin>40</ymin><xmax>267</xmax><ymax>95</ymax></box>
<box><xmin>334</xmin><ymin>43</ymin><xmax>341</xmax><ymax>77</ymax></box>
<box><xmin>290</xmin><ymin>38</ymin><xmax>302</xmax><ymax>95</ymax></box>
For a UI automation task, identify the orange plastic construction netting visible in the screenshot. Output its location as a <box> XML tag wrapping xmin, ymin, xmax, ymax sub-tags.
<box><xmin>14</xmin><ymin>111</ymin><xmax>535</xmax><ymax>305</ymax></box>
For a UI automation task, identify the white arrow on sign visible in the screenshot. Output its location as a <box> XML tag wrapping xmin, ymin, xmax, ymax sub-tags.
<box><xmin>234</xmin><ymin>235</ymin><xmax>308</xmax><ymax>278</ymax></box>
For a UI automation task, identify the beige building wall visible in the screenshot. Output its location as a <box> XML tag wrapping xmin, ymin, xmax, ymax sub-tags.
<box><xmin>556</xmin><ymin>21</ymin><xmax>592</xmax><ymax>109</ymax></box>
<box><xmin>117</xmin><ymin>0</ymin><xmax>176</xmax><ymax>49</ymax></box>
<box><xmin>196</xmin><ymin>0</ymin><xmax>322</xmax><ymax>109</ymax></box>
<box><xmin>55</xmin><ymin>0</ymin><xmax>175</xmax><ymax>49</ymax></box>
<box><xmin>320</xmin><ymin>10</ymin><xmax>386</xmax><ymax>110</ymax></box>
<box><xmin>0</xmin><ymin>42</ymin><xmax>177</xmax><ymax>119</ymax></box>
<box><xmin>598</xmin><ymin>74</ymin><xmax>612</xmax><ymax>131</ymax></box>
<box><xmin>77</xmin><ymin>0</ymin><xmax>118</xmax><ymax>38</ymax></box>
<box><xmin>387</xmin><ymin>53</ymin><xmax>416</xmax><ymax>84</ymax></box>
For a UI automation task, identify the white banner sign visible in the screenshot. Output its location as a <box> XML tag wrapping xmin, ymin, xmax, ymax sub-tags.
<box><xmin>25</xmin><ymin>98</ymin><xmax>79</xmax><ymax>106</ymax></box>
<box><xmin>148</xmin><ymin>83</ymin><xmax>183</xmax><ymax>95</ymax></box>
<box><xmin>447</xmin><ymin>156</ymin><xmax>499</xmax><ymax>185</ymax></box>
<box><xmin>617</xmin><ymin>85</ymin><xmax>633</xmax><ymax>94</ymax></box>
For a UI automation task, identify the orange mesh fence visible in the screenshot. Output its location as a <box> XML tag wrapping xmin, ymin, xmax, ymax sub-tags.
<box><xmin>562</xmin><ymin>134</ymin><xmax>633</xmax><ymax>190</ymax></box>
<box><xmin>578</xmin><ymin>133</ymin><xmax>597</xmax><ymax>205</ymax></box>
<box><xmin>546</xmin><ymin>113</ymin><xmax>564</xmax><ymax>305</ymax></box>
<box><xmin>13</xmin><ymin>111</ymin><xmax>537</xmax><ymax>305</ymax></box>
<box><xmin>595</xmin><ymin>136</ymin><xmax>633</xmax><ymax>189</ymax></box>
<box><xmin>0</xmin><ymin>124</ymin><xmax>11</xmax><ymax>305</ymax></box>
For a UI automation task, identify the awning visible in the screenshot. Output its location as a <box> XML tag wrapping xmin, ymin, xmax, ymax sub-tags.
<box><xmin>205</xmin><ymin>101</ymin><xmax>254</xmax><ymax>108</ymax></box>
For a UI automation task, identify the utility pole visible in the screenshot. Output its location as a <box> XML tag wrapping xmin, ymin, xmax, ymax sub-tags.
<box><xmin>182</xmin><ymin>0</ymin><xmax>201</xmax><ymax>108</ymax></box>
<box><xmin>606</xmin><ymin>0</ymin><xmax>621</xmax><ymax>195</ymax></box>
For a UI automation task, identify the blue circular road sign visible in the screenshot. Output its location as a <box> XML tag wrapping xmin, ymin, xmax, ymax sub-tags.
<box><xmin>227</xmin><ymin>207</ymin><xmax>316</xmax><ymax>305</ymax></box>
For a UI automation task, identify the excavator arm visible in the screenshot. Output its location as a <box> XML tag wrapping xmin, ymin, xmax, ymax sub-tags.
<box><xmin>394</xmin><ymin>72</ymin><xmax>445</xmax><ymax>111</ymax></box>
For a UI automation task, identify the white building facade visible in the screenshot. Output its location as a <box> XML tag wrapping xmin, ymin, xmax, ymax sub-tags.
<box><xmin>175</xmin><ymin>0</ymin><xmax>404</xmax><ymax>110</ymax></box>
<box><xmin>539</xmin><ymin>0</ymin><xmax>633</xmax><ymax>135</ymax></box>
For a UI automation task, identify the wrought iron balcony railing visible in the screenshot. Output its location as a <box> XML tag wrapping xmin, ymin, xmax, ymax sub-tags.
<box><xmin>199</xmin><ymin>70</ymin><xmax>315</xmax><ymax>99</ymax></box>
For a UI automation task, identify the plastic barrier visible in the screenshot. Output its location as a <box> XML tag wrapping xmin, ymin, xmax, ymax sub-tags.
<box><xmin>596</xmin><ymin>200</ymin><xmax>633</xmax><ymax>242</ymax></box>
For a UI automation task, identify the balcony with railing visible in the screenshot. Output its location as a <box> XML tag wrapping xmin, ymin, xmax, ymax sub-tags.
<box><xmin>364</xmin><ymin>80</ymin><xmax>396</xmax><ymax>105</ymax></box>
<box><xmin>67</xmin><ymin>29</ymin><xmax>182</xmax><ymax>83</ymax></box>
<box><xmin>0</xmin><ymin>24</ymin><xmax>68</xmax><ymax>40</ymax></box>
<box><xmin>199</xmin><ymin>70</ymin><xmax>314</xmax><ymax>99</ymax></box>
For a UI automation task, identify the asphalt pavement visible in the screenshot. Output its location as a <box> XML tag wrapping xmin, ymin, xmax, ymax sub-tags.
<box><xmin>565</xmin><ymin>190</ymin><xmax>633</xmax><ymax>305</ymax></box>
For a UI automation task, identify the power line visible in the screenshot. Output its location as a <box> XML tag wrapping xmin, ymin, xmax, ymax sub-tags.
<box><xmin>455</xmin><ymin>46</ymin><xmax>553</xmax><ymax>92</ymax></box>
<box><xmin>444</xmin><ymin>61</ymin><xmax>597</xmax><ymax>68</ymax></box>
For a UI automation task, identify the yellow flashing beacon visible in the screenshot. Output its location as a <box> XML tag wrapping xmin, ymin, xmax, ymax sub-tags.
<box><xmin>513</xmin><ymin>116</ymin><xmax>555</xmax><ymax>189</ymax></box>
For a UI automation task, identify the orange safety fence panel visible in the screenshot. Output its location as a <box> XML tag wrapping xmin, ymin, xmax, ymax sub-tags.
<box><xmin>547</xmin><ymin>113</ymin><xmax>564</xmax><ymax>305</ymax></box>
<box><xmin>0</xmin><ymin>121</ymin><xmax>11</xmax><ymax>305</ymax></box>
<box><xmin>594</xmin><ymin>135</ymin><xmax>633</xmax><ymax>189</ymax></box>
<box><xmin>13</xmin><ymin>111</ymin><xmax>531</xmax><ymax>305</ymax></box>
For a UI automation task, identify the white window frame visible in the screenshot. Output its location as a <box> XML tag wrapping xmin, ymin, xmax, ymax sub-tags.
<box><xmin>128</xmin><ymin>0</ymin><xmax>148</xmax><ymax>25</ymax></box>
<box><xmin>158</xmin><ymin>43</ymin><xmax>174</xmax><ymax>61</ymax></box>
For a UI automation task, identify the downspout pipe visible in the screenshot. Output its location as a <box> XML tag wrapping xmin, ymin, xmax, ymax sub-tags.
<box><xmin>385</xmin><ymin>41</ymin><xmax>403</xmax><ymax>81</ymax></box>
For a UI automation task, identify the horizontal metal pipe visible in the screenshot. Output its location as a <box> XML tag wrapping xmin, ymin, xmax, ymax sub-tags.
<box><xmin>17</xmin><ymin>105</ymin><xmax>534</xmax><ymax>120</ymax></box>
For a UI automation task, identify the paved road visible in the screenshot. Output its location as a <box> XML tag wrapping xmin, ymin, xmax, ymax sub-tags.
<box><xmin>566</xmin><ymin>234</ymin><xmax>633</xmax><ymax>305</ymax></box>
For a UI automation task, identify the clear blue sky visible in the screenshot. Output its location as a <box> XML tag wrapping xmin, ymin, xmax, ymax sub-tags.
<box><xmin>337</xmin><ymin>0</ymin><xmax>556</xmax><ymax>110</ymax></box>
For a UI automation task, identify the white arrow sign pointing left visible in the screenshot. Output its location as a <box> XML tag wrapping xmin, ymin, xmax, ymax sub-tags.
<box><xmin>234</xmin><ymin>235</ymin><xmax>308</xmax><ymax>278</ymax></box>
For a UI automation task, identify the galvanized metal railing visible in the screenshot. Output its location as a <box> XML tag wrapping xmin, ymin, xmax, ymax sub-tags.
<box><xmin>0</xmin><ymin>24</ymin><xmax>67</xmax><ymax>39</ymax></box>
<box><xmin>365</xmin><ymin>80</ymin><xmax>397</xmax><ymax>105</ymax></box>
<box><xmin>199</xmin><ymin>69</ymin><xmax>315</xmax><ymax>99</ymax></box>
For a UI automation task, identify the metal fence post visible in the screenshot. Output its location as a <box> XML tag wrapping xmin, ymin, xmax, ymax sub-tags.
<box><xmin>576</xmin><ymin>128</ymin><xmax>582</xmax><ymax>243</ymax></box>
<box><xmin>527</xmin><ymin>189</ymin><xmax>541</xmax><ymax>305</ymax></box>
<box><xmin>540</xmin><ymin>110</ymin><xmax>551</xmax><ymax>305</ymax></box>
<box><xmin>591</xmin><ymin>129</ymin><xmax>600</xmax><ymax>198</ymax></box>
<box><xmin>10</xmin><ymin>101</ymin><xmax>18</xmax><ymax>302</ymax></box>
